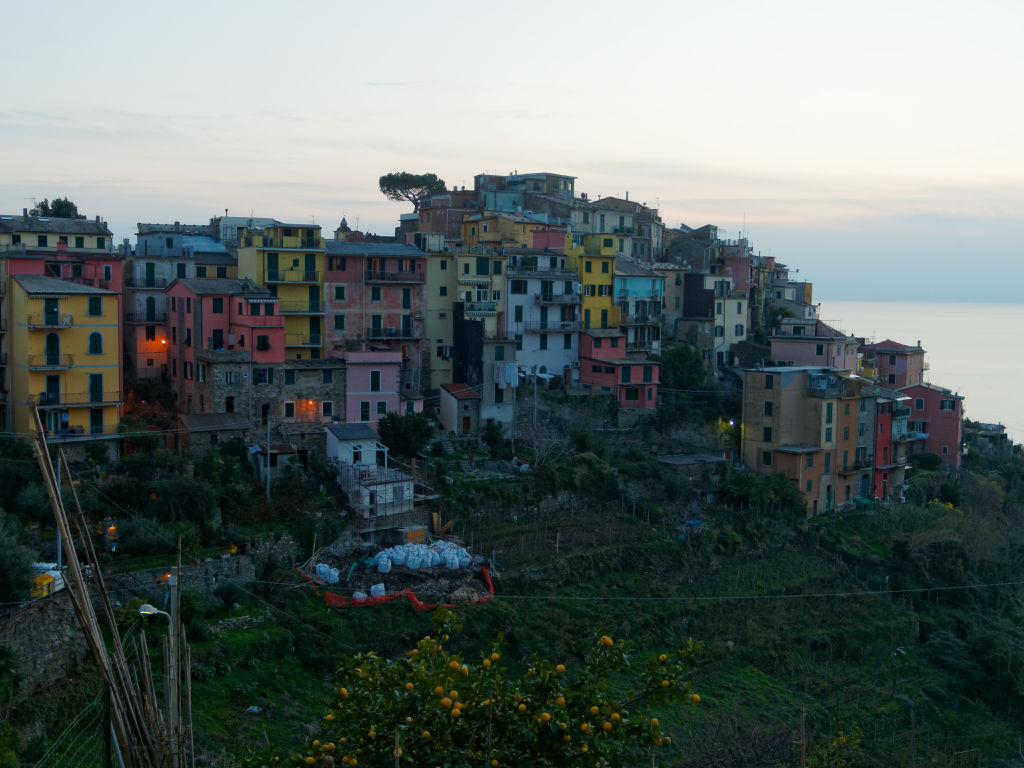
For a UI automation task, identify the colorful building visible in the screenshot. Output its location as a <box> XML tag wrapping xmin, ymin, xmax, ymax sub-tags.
<box><xmin>236</xmin><ymin>222</ymin><xmax>326</xmax><ymax>359</ymax></box>
<box><xmin>614</xmin><ymin>260</ymin><xmax>664</xmax><ymax>355</ymax></box>
<box><xmin>566</xmin><ymin>242</ymin><xmax>619</xmax><ymax>332</ymax></box>
<box><xmin>339</xmin><ymin>348</ymin><xmax>401</xmax><ymax>424</ymax></box>
<box><xmin>578</xmin><ymin>330</ymin><xmax>658</xmax><ymax>408</ymax></box>
<box><xmin>865</xmin><ymin>339</ymin><xmax>926</xmax><ymax>388</ymax></box>
<box><xmin>900</xmin><ymin>382</ymin><xmax>964</xmax><ymax>469</ymax></box>
<box><xmin>770</xmin><ymin>318</ymin><xmax>859</xmax><ymax>371</ymax></box>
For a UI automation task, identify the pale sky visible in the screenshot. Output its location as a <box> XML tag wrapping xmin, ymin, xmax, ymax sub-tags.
<box><xmin>3</xmin><ymin>0</ymin><xmax>1022</xmax><ymax>301</ymax></box>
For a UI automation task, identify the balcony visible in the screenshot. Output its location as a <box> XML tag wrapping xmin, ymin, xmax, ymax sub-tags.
<box><xmin>364</xmin><ymin>270</ymin><xmax>425</xmax><ymax>284</ymax></box>
<box><xmin>465</xmin><ymin>301</ymin><xmax>498</xmax><ymax>315</ymax></box>
<box><xmin>245</xmin><ymin>236</ymin><xmax>323</xmax><ymax>249</ymax></box>
<box><xmin>41</xmin><ymin>424</ymin><xmax>124</xmax><ymax>442</ymax></box>
<box><xmin>30</xmin><ymin>391</ymin><xmax>123</xmax><ymax>407</ymax></box>
<box><xmin>28</xmin><ymin>354</ymin><xmax>74</xmax><ymax>370</ymax></box>
<box><xmin>278</xmin><ymin>301</ymin><xmax>326</xmax><ymax>315</ymax></box>
<box><xmin>125</xmin><ymin>311</ymin><xmax>168</xmax><ymax>324</ymax></box>
<box><xmin>838</xmin><ymin>459</ymin><xmax>872</xmax><ymax>474</ymax></box>
<box><xmin>535</xmin><ymin>292</ymin><xmax>580</xmax><ymax>305</ymax></box>
<box><xmin>893</xmin><ymin>407</ymin><xmax>911</xmax><ymax>417</ymax></box>
<box><xmin>245</xmin><ymin>314</ymin><xmax>286</xmax><ymax>327</ymax></box>
<box><xmin>285</xmin><ymin>333</ymin><xmax>323</xmax><ymax>347</ymax></box>
<box><xmin>523</xmin><ymin>319</ymin><xmax>580</xmax><ymax>332</ymax></box>
<box><xmin>620</xmin><ymin>313</ymin><xmax>661</xmax><ymax>326</ymax></box>
<box><xmin>895</xmin><ymin>430</ymin><xmax>929</xmax><ymax>442</ymax></box>
<box><xmin>366</xmin><ymin>326</ymin><xmax>416</xmax><ymax>340</ymax></box>
<box><xmin>125</xmin><ymin>276</ymin><xmax>168</xmax><ymax>289</ymax></box>
<box><xmin>456</xmin><ymin>274</ymin><xmax>493</xmax><ymax>285</ymax></box>
<box><xmin>507</xmin><ymin>264</ymin><xmax>577</xmax><ymax>279</ymax></box>
<box><xmin>266</xmin><ymin>269</ymin><xmax>320</xmax><ymax>284</ymax></box>
<box><xmin>195</xmin><ymin>343</ymin><xmax>250</xmax><ymax>363</ymax></box>
<box><xmin>27</xmin><ymin>313</ymin><xmax>73</xmax><ymax>329</ymax></box>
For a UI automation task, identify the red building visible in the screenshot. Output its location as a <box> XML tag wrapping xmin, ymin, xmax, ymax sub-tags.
<box><xmin>900</xmin><ymin>382</ymin><xmax>964</xmax><ymax>469</ymax></box>
<box><xmin>865</xmin><ymin>339</ymin><xmax>926</xmax><ymax>388</ymax></box>
<box><xmin>324</xmin><ymin>241</ymin><xmax>426</xmax><ymax>397</ymax></box>
<box><xmin>578</xmin><ymin>330</ymin><xmax>659</xmax><ymax>408</ymax></box>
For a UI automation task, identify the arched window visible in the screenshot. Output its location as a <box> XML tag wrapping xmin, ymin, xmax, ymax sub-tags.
<box><xmin>145</xmin><ymin>296</ymin><xmax>156</xmax><ymax>322</ymax></box>
<box><xmin>89</xmin><ymin>332</ymin><xmax>103</xmax><ymax>355</ymax></box>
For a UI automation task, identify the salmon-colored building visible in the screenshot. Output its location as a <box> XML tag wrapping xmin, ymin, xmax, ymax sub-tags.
<box><xmin>578</xmin><ymin>330</ymin><xmax>658</xmax><ymax>408</ymax></box>
<box><xmin>900</xmin><ymin>382</ymin><xmax>964</xmax><ymax>469</ymax></box>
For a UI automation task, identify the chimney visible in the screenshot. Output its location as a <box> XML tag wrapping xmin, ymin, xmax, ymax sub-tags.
<box><xmin>23</xmin><ymin>208</ymin><xmax>28</xmax><ymax>218</ymax></box>
<box><xmin>625</xmin><ymin>191</ymin><xmax>629</xmax><ymax>201</ymax></box>
<box><xmin>95</xmin><ymin>216</ymin><xmax>100</xmax><ymax>223</ymax></box>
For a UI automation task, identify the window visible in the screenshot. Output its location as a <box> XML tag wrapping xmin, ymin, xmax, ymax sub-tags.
<box><xmin>196</xmin><ymin>266</ymin><xmax>207</xmax><ymax>278</ymax></box>
<box><xmin>322</xmin><ymin>369</ymin><xmax>333</xmax><ymax>384</ymax></box>
<box><xmin>510</xmin><ymin>280</ymin><xmax>527</xmax><ymax>295</ymax></box>
<box><xmin>594</xmin><ymin>337</ymin><xmax>602</xmax><ymax>349</ymax></box>
<box><xmin>492</xmin><ymin>290</ymin><xmax>500</xmax><ymax>301</ymax></box>
<box><xmin>602</xmin><ymin>238</ymin><xmax>613</xmax><ymax>249</ymax></box>
<box><xmin>376</xmin><ymin>401</ymin><xmax>387</xmax><ymax>415</ymax></box>
<box><xmin>88</xmin><ymin>296</ymin><xmax>102</xmax><ymax>316</ymax></box>
<box><xmin>764</xmin><ymin>401</ymin><xmax>773</xmax><ymax>416</ymax></box>
<box><xmin>463</xmin><ymin>262</ymin><xmax>470</xmax><ymax>273</ymax></box>
<box><xmin>826</xmin><ymin>402</ymin><xmax>833</xmax><ymax>424</ymax></box>
<box><xmin>440</xmin><ymin>286</ymin><xmax>447</xmax><ymax>296</ymax></box>
<box><xmin>815</xmin><ymin>343</ymin><xmax>824</xmax><ymax>356</ymax></box>
<box><xmin>90</xmin><ymin>407</ymin><xmax>103</xmax><ymax>434</ymax></box>
<box><xmin>844</xmin><ymin>403</ymin><xmax>850</xmax><ymax>416</ymax></box>
<box><xmin>539</xmin><ymin>334</ymin><xmax>548</xmax><ymax>350</ymax></box>
<box><xmin>806</xmin><ymin>479</ymin><xmax>813</xmax><ymax>492</ymax></box>
<box><xmin>476</xmin><ymin>256</ymin><xmax>489</xmax><ymax>275</ymax></box>
<box><xmin>217</xmin><ymin>267</ymin><xmax>227</xmax><ymax>278</ymax></box>
<box><xmin>360</xmin><ymin>401</ymin><xmax>370</xmax><ymax>421</ymax></box>
<box><xmin>88</xmin><ymin>332</ymin><xmax>103</xmax><ymax>354</ymax></box>
<box><xmin>73</xmin><ymin>236</ymin><xmax>82</xmax><ymax>248</ymax></box>
<box><xmin>763</xmin><ymin>426</ymin><xmax>772</xmax><ymax>442</ymax></box>
<box><xmin>806</xmin><ymin>455</ymin><xmax>814</xmax><ymax>468</ymax></box>
<box><xmin>564</xmin><ymin>334</ymin><xmax>572</xmax><ymax>350</ymax></box>
<box><xmin>495</xmin><ymin>345</ymin><xmax>505</xmax><ymax>361</ymax></box>
<box><xmin>621</xmin><ymin>367</ymin><xmax>631</xmax><ymax>383</ymax></box>
<box><xmin>716</xmin><ymin>302</ymin><xmax>723</xmax><ymax>315</ymax></box>
<box><xmin>370</xmin><ymin>370</ymin><xmax>381</xmax><ymax>392</ymax></box>
<box><xmin>889</xmin><ymin>354</ymin><xmax>896</xmax><ymax>365</ymax></box>
<box><xmin>334</xmin><ymin>286</ymin><xmax>345</xmax><ymax>301</ymax></box>
<box><xmin>184</xmin><ymin>328</ymin><xmax>191</xmax><ymax>346</ymax></box>
<box><xmin>514</xmin><ymin>305</ymin><xmax>523</xmax><ymax>322</ymax></box>
<box><xmin>323</xmin><ymin>401</ymin><xmax>333</xmax><ymax>417</ymax></box>
<box><xmin>585</xmin><ymin>261</ymin><xmax>592</xmax><ymax>273</ymax></box>
<box><xmin>38</xmin><ymin>235</ymin><xmax>48</xmax><ymax>247</ymax></box>
<box><xmin>371</xmin><ymin>286</ymin><xmax>381</xmax><ymax>302</ymax></box>
<box><xmin>843</xmin><ymin>426</ymin><xmax>850</xmax><ymax>440</ymax></box>
<box><xmin>735</xmin><ymin>324</ymin><xmax>744</xmax><ymax>336</ymax></box>
<box><xmin>493</xmin><ymin>260</ymin><xmax>502</xmax><ymax>275</ymax></box>
<box><xmin>334</xmin><ymin>314</ymin><xmax>345</xmax><ymax>330</ymax></box>
<box><xmin>224</xmin><ymin>371</ymin><xmax>235</xmax><ymax>385</ymax></box>
<box><xmin>494</xmin><ymin>384</ymin><xmax>504</xmax><ymax>404</ymax></box>
<box><xmin>97</xmin><ymin>237</ymin><xmax>105</xmax><ymax>249</ymax></box>
<box><xmin>825</xmin><ymin>427</ymin><xmax>833</xmax><ymax>442</ymax></box>
<box><xmin>940</xmin><ymin>399</ymin><xmax>955</xmax><ymax>411</ymax></box>
<box><xmin>177</xmin><ymin>264</ymin><xmax>186</xmax><ymax>278</ymax></box>
<box><xmin>440</xmin><ymin>259</ymin><xmax>447</xmax><ymax>271</ymax></box>
<box><xmin>284</xmin><ymin>402</ymin><xmax>295</xmax><ymax>418</ymax></box>
<box><xmin>601</xmin><ymin>261</ymin><xmax>609</xmax><ymax>273</ymax></box>
<box><xmin>186</xmin><ymin>297</ymin><xmax>191</xmax><ymax>313</ymax></box>
<box><xmin>145</xmin><ymin>325</ymin><xmax>156</xmax><ymax>341</ymax></box>
<box><xmin>212</xmin><ymin>297</ymin><xmax>223</xmax><ymax>314</ymax></box>
<box><xmin>172</xmin><ymin>326</ymin><xmax>177</xmax><ymax>342</ymax></box>
<box><xmin>715</xmin><ymin>326</ymin><xmax>724</xmax><ymax>337</ymax></box>
<box><xmin>625</xmin><ymin>388</ymin><xmax>639</xmax><ymax>401</ymax></box>
<box><xmin>198</xmin><ymin>364</ymin><xmax>206</xmax><ymax>382</ymax></box>
<box><xmin>762</xmin><ymin>451</ymin><xmax>772</xmax><ymax>466</ymax></box>
<box><xmin>515</xmin><ymin>334</ymin><xmax>523</xmax><ymax>352</ymax></box>
<box><xmin>824</xmin><ymin>453</ymin><xmax>831</xmax><ymax>473</ymax></box>
<box><xmin>643</xmin><ymin>365</ymin><xmax>652</xmax><ymax>382</ymax></box>
<box><xmin>254</xmin><ymin>367</ymin><xmax>273</xmax><ymax>384</ymax></box>
<box><xmin>887</xmin><ymin>374</ymin><xmax>896</xmax><ymax>385</ymax></box>
<box><xmin>257</xmin><ymin>335</ymin><xmax>270</xmax><ymax>351</ymax></box>
<box><xmin>941</xmin><ymin>445</ymin><xmax>949</xmax><ymax>455</ymax></box>
<box><xmin>282</xmin><ymin>369</ymin><xmax>294</xmax><ymax>386</ymax></box>
<box><xmin>914</xmin><ymin>398</ymin><xmax>924</xmax><ymax>410</ymax></box>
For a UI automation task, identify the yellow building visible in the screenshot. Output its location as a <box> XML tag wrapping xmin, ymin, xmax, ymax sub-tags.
<box><xmin>453</xmin><ymin>249</ymin><xmax>507</xmax><ymax>339</ymax></box>
<box><xmin>236</xmin><ymin>223</ymin><xmax>326</xmax><ymax>359</ymax></box>
<box><xmin>9</xmin><ymin>275</ymin><xmax>122</xmax><ymax>442</ymax></box>
<box><xmin>423</xmin><ymin>252</ymin><xmax>458</xmax><ymax>391</ymax></box>
<box><xmin>566</xmin><ymin>237</ymin><xmax>620</xmax><ymax>331</ymax></box>
<box><xmin>460</xmin><ymin>213</ymin><xmax>546</xmax><ymax>249</ymax></box>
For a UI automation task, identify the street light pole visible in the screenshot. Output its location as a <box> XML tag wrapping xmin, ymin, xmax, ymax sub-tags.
<box><xmin>140</xmin><ymin>602</ymin><xmax>179</xmax><ymax>768</ymax></box>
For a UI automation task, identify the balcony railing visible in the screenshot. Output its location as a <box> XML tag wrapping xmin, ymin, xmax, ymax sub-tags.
<box><xmin>266</xmin><ymin>269</ymin><xmax>320</xmax><ymax>283</ymax></box>
<box><xmin>30</xmin><ymin>391</ymin><xmax>123</xmax><ymax>407</ymax></box>
<box><xmin>244</xmin><ymin>314</ymin><xmax>285</xmax><ymax>327</ymax></box>
<box><xmin>27</xmin><ymin>314</ymin><xmax>73</xmax><ymax>329</ymax></box>
<box><xmin>507</xmin><ymin>265</ymin><xmax>577</xmax><ymax>279</ymax></box>
<box><xmin>523</xmin><ymin>320</ymin><xmax>580</xmax><ymax>332</ymax></box>
<box><xmin>364</xmin><ymin>270</ymin><xmax>425</xmax><ymax>283</ymax></box>
<box><xmin>456</xmin><ymin>274</ymin><xmax>493</xmax><ymax>285</ymax></box>
<box><xmin>28</xmin><ymin>354</ymin><xmax>74</xmax><ymax>369</ymax></box>
<box><xmin>465</xmin><ymin>301</ymin><xmax>498</xmax><ymax>315</ymax></box>
<box><xmin>125</xmin><ymin>276</ymin><xmax>169</xmax><ymax>289</ymax></box>
<box><xmin>620</xmin><ymin>313</ymin><xmax>661</xmax><ymax>326</ymax></box>
<box><xmin>366</xmin><ymin>326</ymin><xmax>417</xmax><ymax>339</ymax></box>
<box><xmin>125</xmin><ymin>311</ymin><xmax>168</xmax><ymax>323</ymax></box>
<box><xmin>40</xmin><ymin>424</ymin><xmax>124</xmax><ymax>441</ymax></box>
<box><xmin>278</xmin><ymin>301</ymin><xmax>325</xmax><ymax>314</ymax></box>
<box><xmin>839</xmin><ymin>459</ymin><xmax>872</xmax><ymax>474</ymax></box>
<box><xmin>245</xmin><ymin>236</ymin><xmax>322</xmax><ymax>249</ymax></box>
<box><xmin>535</xmin><ymin>292</ymin><xmax>580</xmax><ymax>305</ymax></box>
<box><xmin>284</xmin><ymin>333</ymin><xmax>322</xmax><ymax>347</ymax></box>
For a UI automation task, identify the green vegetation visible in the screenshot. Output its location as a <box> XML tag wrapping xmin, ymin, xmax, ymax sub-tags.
<box><xmin>377</xmin><ymin>172</ymin><xmax>447</xmax><ymax>211</ymax></box>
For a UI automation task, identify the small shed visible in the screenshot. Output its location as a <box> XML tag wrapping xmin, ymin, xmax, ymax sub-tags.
<box><xmin>439</xmin><ymin>382</ymin><xmax>481</xmax><ymax>435</ymax></box>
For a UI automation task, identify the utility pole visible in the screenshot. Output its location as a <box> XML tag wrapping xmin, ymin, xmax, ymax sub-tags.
<box><xmin>532</xmin><ymin>365</ymin><xmax>538</xmax><ymax>430</ymax></box>
<box><xmin>265</xmin><ymin>416</ymin><xmax>271</xmax><ymax>501</ymax></box>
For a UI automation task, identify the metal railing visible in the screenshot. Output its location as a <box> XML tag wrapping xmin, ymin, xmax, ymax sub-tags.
<box><xmin>27</xmin><ymin>313</ymin><xmax>73</xmax><ymax>329</ymax></box>
<box><xmin>465</xmin><ymin>301</ymin><xmax>498</xmax><ymax>314</ymax></box>
<box><xmin>523</xmin><ymin>320</ymin><xmax>580</xmax><ymax>332</ymax></box>
<box><xmin>28</xmin><ymin>354</ymin><xmax>74</xmax><ymax>369</ymax></box>
<box><xmin>366</xmin><ymin>327</ymin><xmax>416</xmax><ymax>339</ymax></box>
<box><xmin>285</xmin><ymin>333</ymin><xmax>322</xmax><ymax>346</ymax></box>
<box><xmin>364</xmin><ymin>270</ymin><xmax>425</xmax><ymax>283</ymax></box>
<box><xmin>124</xmin><ymin>311</ymin><xmax>168</xmax><ymax>323</ymax></box>
<box><xmin>278</xmin><ymin>301</ymin><xmax>325</xmax><ymax>314</ymax></box>
<box><xmin>245</xmin><ymin>236</ymin><xmax>322</xmax><ymax>249</ymax></box>
<box><xmin>266</xmin><ymin>269</ymin><xmax>320</xmax><ymax>283</ymax></box>
<box><xmin>30</xmin><ymin>391</ymin><xmax>123</xmax><ymax>406</ymax></box>
<box><xmin>535</xmin><ymin>292</ymin><xmax>580</xmax><ymax>305</ymax></box>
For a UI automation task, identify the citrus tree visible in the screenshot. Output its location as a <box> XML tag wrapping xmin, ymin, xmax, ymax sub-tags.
<box><xmin>245</xmin><ymin>615</ymin><xmax>701</xmax><ymax>767</ymax></box>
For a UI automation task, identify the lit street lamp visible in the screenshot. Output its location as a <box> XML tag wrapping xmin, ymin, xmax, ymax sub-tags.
<box><xmin>139</xmin><ymin>602</ymin><xmax>180</xmax><ymax>767</ymax></box>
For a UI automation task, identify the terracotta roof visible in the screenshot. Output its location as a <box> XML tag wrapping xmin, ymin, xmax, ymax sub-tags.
<box><xmin>13</xmin><ymin>274</ymin><xmax>116</xmax><ymax>295</ymax></box>
<box><xmin>171</xmin><ymin>278</ymin><xmax>273</xmax><ymax>296</ymax></box>
<box><xmin>441</xmin><ymin>382</ymin><xmax>481</xmax><ymax>400</ymax></box>
<box><xmin>0</xmin><ymin>214</ymin><xmax>112</xmax><ymax>236</ymax></box>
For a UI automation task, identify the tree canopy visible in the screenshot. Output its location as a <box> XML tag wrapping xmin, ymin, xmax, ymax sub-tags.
<box><xmin>243</xmin><ymin>615</ymin><xmax>699</xmax><ymax>768</ymax></box>
<box><xmin>658</xmin><ymin>344</ymin><xmax>709</xmax><ymax>390</ymax></box>
<box><xmin>378</xmin><ymin>172</ymin><xmax>447</xmax><ymax>211</ymax></box>
<box><xmin>377</xmin><ymin>412</ymin><xmax>435</xmax><ymax>459</ymax></box>
<box><xmin>30</xmin><ymin>197</ymin><xmax>84</xmax><ymax>219</ymax></box>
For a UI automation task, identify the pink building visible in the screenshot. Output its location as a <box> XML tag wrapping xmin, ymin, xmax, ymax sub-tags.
<box><xmin>165</xmin><ymin>278</ymin><xmax>284</xmax><ymax>414</ymax></box>
<box><xmin>340</xmin><ymin>348</ymin><xmax>401</xmax><ymax>424</ymax></box>
<box><xmin>530</xmin><ymin>228</ymin><xmax>569</xmax><ymax>251</ymax></box>
<box><xmin>900</xmin><ymin>382</ymin><xmax>964</xmax><ymax>469</ymax></box>
<box><xmin>578</xmin><ymin>330</ymin><xmax>659</xmax><ymax>408</ymax></box>
<box><xmin>771</xmin><ymin>318</ymin><xmax>859</xmax><ymax>370</ymax></box>
<box><xmin>325</xmin><ymin>241</ymin><xmax>426</xmax><ymax>396</ymax></box>
<box><xmin>865</xmin><ymin>339</ymin><xmax>925</xmax><ymax>388</ymax></box>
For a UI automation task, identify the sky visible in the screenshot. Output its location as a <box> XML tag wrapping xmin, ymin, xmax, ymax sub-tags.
<box><xmin>2</xmin><ymin>0</ymin><xmax>1022</xmax><ymax>302</ymax></box>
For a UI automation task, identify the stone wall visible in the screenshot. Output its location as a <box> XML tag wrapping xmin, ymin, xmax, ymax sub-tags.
<box><xmin>105</xmin><ymin>552</ymin><xmax>256</xmax><ymax>604</ymax></box>
<box><xmin>0</xmin><ymin>592</ymin><xmax>87</xmax><ymax>698</ymax></box>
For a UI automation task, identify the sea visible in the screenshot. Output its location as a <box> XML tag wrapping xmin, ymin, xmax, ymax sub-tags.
<box><xmin>817</xmin><ymin>301</ymin><xmax>1024</xmax><ymax>444</ymax></box>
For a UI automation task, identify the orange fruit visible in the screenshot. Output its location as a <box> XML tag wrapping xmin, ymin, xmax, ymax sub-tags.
<box><xmin>602</xmin><ymin>721</ymin><xmax>612</xmax><ymax>731</ymax></box>
<box><xmin>434</xmin><ymin>685</ymin><xmax>444</xmax><ymax>695</ymax></box>
<box><xmin>490</xmin><ymin>652</ymin><xmax>500</xmax><ymax>662</ymax></box>
<box><xmin>405</xmin><ymin>682</ymin><xmax>413</xmax><ymax>690</ymax></box>
<box><xmin>367</xmin><ymin>731</ymin><xmax>376</xmax><ymax>738</ymax></box>
<box><xmin>600</xmin><ymin>636</ymin><xmax>613</xmax><ymax>647</ymax></box>
<box><xmin>324</xmin><ymin>714</ymin><xmax>333</xmax><ymax>721</ymax></box>
<box><xmin>540</xmin><ymin>712</ymin><xmax>551</xmax><ymax>723</ymax></box>
<box><xmin>304</xmin><ymin>758</ymin><xmax>315</xmax><ymax>766</ymax></box>
<box><xmin>610</xmin><ymin>712</ymin><xmax>620</xmax><ymax>721</ymax></box>
<box><xmin>650</xmin><ymin>717</ymin><xmax>660</xmax><ymax>728</ymax></box>
<box><xmin>491</xmin><ymin>761</ymin><xmax>498</xmax><ymax>767</ymax></box>
<box><xmin>449</xmin><ymin>661</ymin><xmax>459</xmax><ymax>670</ymax></box>
<box><xmin>556</xmin><ymin>664</ymin><xmax>566</xmax><ymax>673</ymax></box>
<box><xmin>422</xmin><ymin>730</ymin><xmax>430</xmax><ymax>739</ymax></box>
<box><xmin>440</xmin><ymin>697</ymin><xmax>452</xmax><ymax>708</ymax></box>
<box><xmin>581</xmin><ymin>745</ymin><xmax>588</xmax><ymax>753</ymax></box>
<box><xmin>518</xmin><ymin>703</ymin><xmax>527</xmax><ymax>712</ymax></box>
<box><xmin>661</xmin><ymin>679</ymin><xmax>670</xmax><ymax>688</ymax></box>
<box><xmin>690</xmin><ymin>693</ymin><xmax>701</xmax><ymax>704</ymax></box>
<box><xmin>313</xmin><ymin>740</ymin><xmax>320</xmax><ymax>748</ymax></box>
<box><xmin>482</xmin><ymin>659</ymin><xmax>491</xmax><ymax>668</ymax></box>
<box><xmin>450</xmin><ymin>691</ymin><xmax>459</xmax><ymax>700</ymax></box>
<box><xmin>580</xmin><ymin>723</ymin><xmax>591</xmax><ymax>733</ymax></box>
<box><xmin>393</xmin><ymin>749</ymin><xmax>402</xmax><ymax>758</ymax></box>
<box><xmin>451</xmin><ymin>708</ymin><xmax>461</xmax><ymax>717</ymax></box>
<box><xmin>659</xmin><ymin>653</ymin><xmax>667</xmax><ymax>662</ymax></box>
<box><xmin>589</xmin><ymin>705</ymin><xmax>599</xmax><ymax>716</ymax></box>
<box><xmin>563</xmin><ymin>734</ymin><xmax>571</xmax><ymax>742</ymax></box>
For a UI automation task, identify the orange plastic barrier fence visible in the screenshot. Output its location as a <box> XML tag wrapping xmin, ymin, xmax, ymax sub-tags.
<box><xmin>296</xmin><ymin>566</ymin><xmax>494</xmax><ymax>611</ymax></box>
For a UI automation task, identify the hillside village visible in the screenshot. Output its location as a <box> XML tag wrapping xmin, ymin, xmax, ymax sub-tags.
<box><xmin>0</xmin><ymin>171</ymin><xmax>991</xmax><ymax>534</ymax></box>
